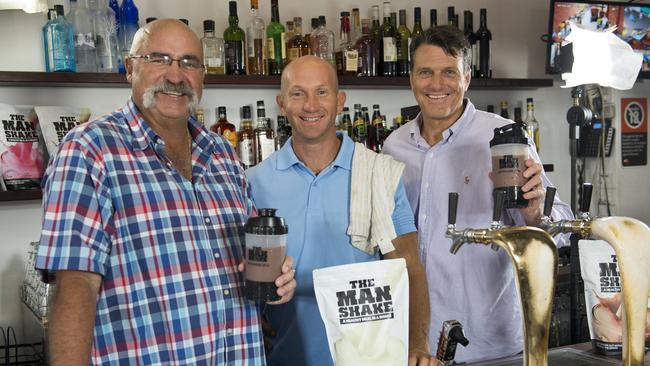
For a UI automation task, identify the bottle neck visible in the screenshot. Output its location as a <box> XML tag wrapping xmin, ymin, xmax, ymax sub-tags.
<box><xmin>340</xmin><ymin>16</ymin><xmax>350</xmax><ymax>43</ymax></box>
<box><xmin>205</xmin><ymin>30</ymin><xmax>215</xmax><ymax>37</ymax></box>
<box><xmin>271</xmin><ymin>6</ymin><xmax>280</xmax><ymax>23</ymax></box>
<box><xmin>480</xmin><ymin>11</ymin><xmax>487</xmax><ymax>28</ymax></box>
<box><xmin>229</xmin><ymin>16</ymin><xmax>239</xmax><ymax>27</ymax></box>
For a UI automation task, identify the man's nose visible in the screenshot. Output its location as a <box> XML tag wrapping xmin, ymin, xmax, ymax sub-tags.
<box><xmin>164</xmin><ymin>61</ymin><xmax>186</xmax><ymax>84</ymax></box>
<box><xmin>304</xmin><ymin>93</ymin><xmax>319</xmax><ymax>111</ymax></box>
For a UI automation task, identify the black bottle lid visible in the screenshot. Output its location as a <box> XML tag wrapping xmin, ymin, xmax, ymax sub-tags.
<box><xmin>341</xmin><ymin>11</ymin><xmax>350</xmax><ymax>17</ymax></box>
<box><xmin>54</xmin><ymin>4</ymin><xmax>64</xmax><ymax>16</ymax></box>
<box><xmin>146</xmin><ymin>17</ymin><xmax>157</xmax><ymax>24</ymax></box>
<box><xmin>245</xmin><ymin>208</ymin><xmax>288</xmax><ymax>235</ymax></box>
<box><xmin>342</xmin><ymin>106</ymin><xmax>349</xmax><ymax>112</ymax></box>
<box><xmin>319</xmin><ymin>15</ymin><xmax>326</xmax><ymax>26</ymax></box>
<box><xmin>203</xmin><ymin>19</ymin><xmax>215</xmax><ymax>31</ymax></box>
<box><xmin>229</xmin><ymin>1</ymin><xmax>237</xmax><ymax>16</ymax></box>
<box><xmin>490</xmin><ymin>123</ymin><xmax>528</xmax><ymax>147</ymax></box>
<box><xmin>242</xmin><ymin>105</ymin><xmax>252</xmax><ymax>119</ymax></box>
<box><xmin>179</xmin><ymin>18</ymin><xmax>189</xmax><ymax>25</ymax></box>
<box><xmin>217</xmin><ymin>106</ymin><xmax>226</xmax><ymax>115</ymax></box>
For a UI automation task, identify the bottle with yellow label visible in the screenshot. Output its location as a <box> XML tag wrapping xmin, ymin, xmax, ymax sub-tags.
<box><xmin>210</xmin><ymin>106</ymin><xmax>237</xmax><ymax>148</ymax></box>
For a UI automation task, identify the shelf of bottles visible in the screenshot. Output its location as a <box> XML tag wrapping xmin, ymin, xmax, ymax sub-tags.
<box><xmin>0</xmin><ymin>71</ymin><xmax>553</xmax><ymax>89</ymax></box>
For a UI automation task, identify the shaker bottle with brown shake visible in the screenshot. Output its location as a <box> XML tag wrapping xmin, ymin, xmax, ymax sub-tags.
<box><xmin>490</xmin><ymin>123</ymin><xmax>529</xmax><ymax>208</ymax></box>
<box><xmin>244</xmin><ymin>208</ymin><xmax>288</xmax><ymax>302</ymax></box>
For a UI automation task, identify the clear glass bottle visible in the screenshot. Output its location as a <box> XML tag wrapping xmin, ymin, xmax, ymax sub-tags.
<box><xmin>336</xmin><ymin>12</ymin><xmax>358</xmax><ymax>75</ymax></box>
<box><xmin>202</xmin><ymin>20</ymin><xmax>226</xmax><ymax>75</ymax></box>
<box><xmin>211</xmin><ymin>107</ymin><xmax>238</xmax><ymax>147</ymax></box>
<box><xmin>246</xmin><ymin>0</ymin><xmax>266</xmax><ymax>75</ymax></box>
<box><xmin>476</xmin><ymin>8</ymin><xmax>492</xmax><ymax>78</ymax></box>
<box><xmin>356</xmin><ymin>19</ymin><xmax>377</xmax><ymax>77</ymax></box>
<box><xmin>253</xmin><ymin>101</ymin><xmax>275</xmax><ymax>164</ymax></box>
<box><xmin>525</xmin><ymin>98</ymin><xmax>540</xmax><ymax>151</ymax></box>
<box><xmin>429</xmin><ymin>9</ymin><xmax>437</xmax><ymax>29</ymax></box>
<box><xmin>275</xmin><ymin>115</ymin><xmax>291</xmax><ymax>149</ymax></box>
<box><xmin>118</xmin><ymin>0</ymin><xmax>139</xmax><ymax>73</ymax></box>
<box><xmin>396</xmin><ymin>9</ymin><xmax>411</xmax><ymax>76</ymax></box>
<box><xmin>92</xmin><ymin>0</ymin><xmax>119</xmax><ymax>72</ymax></box>
<box><xmin>311</xmin><ymin>16</ymin><xmax>335</xmax><ymax>66</ymax></box>
<box><xmin>71</xmin><ymin>0</ymin><xmax>98</xmax><ymax>72</ymax></box>
<box><xmin>266</xmin><ymin>0</ymin><xmax>286</xmax><ymax>75</ymax></box>
<box><xmin>380</xmin><ymin>2</ymin><xmax>397</xmax><ymax>76</ymax></box>
<box><xmin>43</xmin><ymin>5</ymin><xmax>76</xmax><ymax>72</ymax></box>
<box><xmin>237</xmin><ymin>106</ymin><xmax>255</xmax><ymax>169</ymax></box>
<box><xmin>304</xmin><ymin>18</ymin><xmax>318</xmax><ymax>50</ymax></box>
<box><xmin>224</xmin><ymin>1</ymin><xmax>246</xmax><ymax>75</ymax></box>
<box><xmin>412</xmin><ymin>7</ymin><xmax>424</xmax><ymax>37</ymax></box>
<box><xmin>287</xmin><ymin>17</ymin><xmax>311</xmax><ymax>63</ymax></box>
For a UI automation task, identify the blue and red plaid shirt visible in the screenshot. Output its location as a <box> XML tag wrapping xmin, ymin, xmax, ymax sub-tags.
<box><xmin>36</xmin><ymin>99</ymin><xmax>265</xmax><ymax>365</ymax></box>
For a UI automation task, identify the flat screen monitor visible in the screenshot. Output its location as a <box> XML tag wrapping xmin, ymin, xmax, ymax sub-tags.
<box><xmin>547</xmin><ymin>0</ymin><xmax>650</xmax><ymax>79</ymax></box>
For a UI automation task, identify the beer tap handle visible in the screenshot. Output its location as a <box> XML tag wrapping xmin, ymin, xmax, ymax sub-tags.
<box><xmin>579</xmin><ymin>183</ymin><xmax>593</xmax><ymax>213</ymax></box>
<box><xmin>543</xmin><ymin>187</ymin><xmax>557</xmax><ymax>217</ymax></box>
<box><xmin>492</xmin><ymin>190</ymin><xmax>505</xmax><ymax>223</ymax></box>
<box><xmin>448</xmin><ymin>192</ymin><xmax>459</xmax><ymax>225</ymax></box>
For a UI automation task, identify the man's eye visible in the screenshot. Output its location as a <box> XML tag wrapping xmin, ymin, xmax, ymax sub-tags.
<box><xmin>418</xmin><ymin>69</ymin><xmax>432</xmax><ymax>77</ymax></box>
<box><xmin>149</xmin><ymin>56</ymin><xmax>169</xmax><ymax>64</ymax></box>
<box><xmin>290</xmin><ymin>91</ymin><xmax>304</xmax><ymax>97</ymax></box>
<box><xmin>182</xmin><ymin>58</ymin><xmax>202</xmax><ymax>69</ymax></box>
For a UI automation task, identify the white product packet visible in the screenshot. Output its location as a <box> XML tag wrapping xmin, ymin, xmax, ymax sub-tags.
<box><xmin>313</xmin><ymin>258</ymin><xmax>409</xmax><ymax>366</ymax></box>
<box><xmin>34</xmin><ymin>106</ymin><xmax>91</xmax><ymax>157</ymax></box>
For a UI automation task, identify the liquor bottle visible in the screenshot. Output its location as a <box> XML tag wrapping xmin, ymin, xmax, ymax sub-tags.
<box><xmin>71</xmin><ymin>0</ymin><xmax>98</xmax><ymax>72</ymax></box>
<box><xmin>356</xmin><ymin>19</ymin><xmax>377</xmax><ymax>77</ymax></box>
<box><xmin>500</xmin><ymin>101</ymin><xmax>509</xmax><ymax>119</ymax></box>
<box><xmin>202</xmin><ymin>20</ymin><xmax>226</xmax><ymax>75</ymax></box>
<box><xmin>525</xmin><ymin>98</ymin><xmax>540</xmax><ymax>151</ymax></box>
<box><xmin>211</xmin><ymin>107</ymin><xmax>238</xmax><ymax>147</ymax></box>
<box><xmin>429</xmin><ymin>9</ymin><xmax>437</xmax><ymax>29</ymax></box>
<box><xmin>380</xmin><ymin>2</ymin><xmax>397</xmax><ymax>76</ymax></box>
<box><xmin>362</xmin><ymin>106</ymin><xmax>371</xmax><ymax>147</ymax></box>
<box><xmin>224</xmin><ymin>1</ymin><xmax>246</xmax><ymax>75</ymax></box>
<box><xmin>514</xmin><ymin>107</ymin><xmax>524</xmax><ymax>124</ymax></box>
<box><xmin>311</xmin><ymin>16</ymin><xmax>335</xmax><ymax>66</ymax></box>
<box><xmin>352</xmin><ymin>104</ymin><xmax>365</xmax><ymax>143</ymax></box>
<box><xmin>396</xmin><ymin>9</ymin><xmax>411</xmax><ymax>76</ymax></box>
<box><xmin>195</xmin><ymin>108</ymin><xmax>205</xmax><ymax>124</ymax></box>
<box><xmin>266</xmin><ymin>0</ymin><xmax>286</xmax><ymax>75</ymax></box>
<box><xmin>476</xmin><ymin>8</ymin><xmax>492</xmax><ymax>78</ymax></box>
<box><xmin>246</xmin><ymin>0</ymin><xmax>266</xmax><ymax>75</ymax></box>
<box><xmin>336</xmin><ymin>12</ymin><xmax>358</xmax><ymax>75</ymax></box>
<box><xmin>93</xmin><ymin>0</ymin><xmax>119</xmax><ymax>72</ymax></box>
<box><xmin>275</xmin><ymin>115</ymin><xmax>291</xmax><ymax>149</ymax></box>
<box><xmin>253</xmin><ymin>101</ymin><xmax>275</xmax><ymax>164</ymax></box>
<box><xmin>447</xmin><ymin>6</ymin><xmax>456</xmax><ymax>27</ymax></box>
<box><xmin>118</xmin><ymin>0</ymin><xmax>139</xmax><ymax>73</ymax></box>
<box><xmin>351</xmin><ymin>8</ymin><xmax>361</xmax><ymax>44</ymax></box>
<box><xmin>43</xmin><ymin>6</ymin><xmax>76</xmax><ymax>72</ymax></box>
<box><xmin>287</xmin><ymin>20</ymin><xmax>296</xmax><ymax>42</ymax></box>
<box><xmin>237</xmin><ymin>106</ymin><xmax>255</xmax><ymax>169</ymax></box>
<box><xmin>368</xmin><ymin>104</ymin><xmax>386</xmax><ymax>152</ymax></box>
<box><xmin>337</xmin><ymin>106</ymin><xmax>351</xmax><ymax>137</ymax></box>
<box><xmin>412</xmin><ymin>7</ymin><xmax>424</xmax><ymax>38</ymax></box>
<box><xmin>304</xmin><ymin>17</ymin><xmax>318</xmax><ymax>47</ymax></box>
<box><xmin>287</xmin><ymin>17</ymin><xmax>310</xmax><ymax>63</ymax></box>
<box><xmin>463</xmin><ymin>11</ymin><xmax>477</xmax><ymax>77</ymax></box>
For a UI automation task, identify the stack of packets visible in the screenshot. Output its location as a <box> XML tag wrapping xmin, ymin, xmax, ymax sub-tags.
<box><xmin>0</xmin><ymin>103</ymin><xmax>91</xmax><ymax>191</ymax></box>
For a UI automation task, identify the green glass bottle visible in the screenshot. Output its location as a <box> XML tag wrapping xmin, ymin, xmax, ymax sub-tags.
<box><xmin>224</xmin><ymin>1</ymin><xmax>245</xmax><ymax>75</ymax></box>
<box><xmin>380</xmin><ymin>2</ymin><xmax>396</xmax><ymax>76</ymax></box>
<box><xmin>412</xmin><ymin>7</ymin><xmax>424</xmax><ymax>37</ymax></box>
<box><xmin>266</xmin><ymin>0</ymin><xmax>286</xmax><ymax>75</ymax></box>
<box><xmin>396</xmin><ymin>9</ymin><xmax>411</xmax><ymax>76</ymax></box>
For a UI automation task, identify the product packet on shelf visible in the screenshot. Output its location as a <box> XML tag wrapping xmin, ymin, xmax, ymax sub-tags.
<box><xmin>0</xmin><ymin>103</ymin><xmax>46</xmax><ymax>190</ymax></box>
<box><xmin>313</xmin><ymin>258</ymin><xmax>409</xmax><ymax>366</ymax></box>
<box><xmin>35</xmin><ymin>106</ymin><xmax>91</xmax><ymax>157</ymax></box>
<box><xmin>579</xmin><ymin>239</ymin><xmax>650</xmax><ymax>356</ymax></box>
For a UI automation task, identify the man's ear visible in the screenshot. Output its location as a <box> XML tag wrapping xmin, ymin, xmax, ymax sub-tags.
<box><xmin>125</xmin><ymin>57</ymin><xmax>134</xmax><ymax>83</ymax></box>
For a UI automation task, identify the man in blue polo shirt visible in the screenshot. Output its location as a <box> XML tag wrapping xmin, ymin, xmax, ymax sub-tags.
<box><xmin>246</xmin><ymin>56</ymin><xmax>438</xmax><ymax>366</ymax></box>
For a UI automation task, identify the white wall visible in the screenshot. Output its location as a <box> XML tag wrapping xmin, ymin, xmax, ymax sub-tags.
<box><xmin>0</xmin><ymin>0</ymin><xmax>649</xmax><ymax>340</ymax></box>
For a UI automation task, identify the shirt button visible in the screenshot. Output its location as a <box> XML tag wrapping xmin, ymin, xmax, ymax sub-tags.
<box><xmin>226</xmin><ymin>328</ymin><xmax>233</xmax><ymax>335</ymax></box>
<box><xmin>214</xmin><ymin>252</ymin><xmax>220</xmax><ymax>259</ymax></box>
<box><xmin>204</xmin><ymin>217</ymin><xmax>211</xmax><ymax>224</ymax></box>
<box><xmin>224</xmin><ymin>289</ymin><xmax>230</xmax><ymax>296</ymax></box>
<box><xmin>425</xmin><ymin>183</ymin><xmax>430</xmax><ymax>188</ymax></box>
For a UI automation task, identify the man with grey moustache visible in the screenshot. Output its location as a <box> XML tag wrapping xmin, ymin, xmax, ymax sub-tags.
<box><xmin>35</xmin><ymin>19</ymin><xmax>295</xmax><ymax>365</ymax></box>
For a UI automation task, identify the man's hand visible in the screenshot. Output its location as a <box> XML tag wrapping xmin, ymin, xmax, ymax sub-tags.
<box><xmin>519</xmin><ymin>158</ymin><xmax>546</xmax><ymax>226</ymax></box>
<box><xmin>238</xmin><ymin>256</ymin><xmax>296</xmax><ymax>305</ymax></box>
<box><xmin>408</xmin><ymin>349</ymin><xmax>444</xmax><ymax>366</ymax></box>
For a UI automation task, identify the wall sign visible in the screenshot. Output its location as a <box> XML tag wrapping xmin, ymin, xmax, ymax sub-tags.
<box><xmin>620</xmin><ymin>98</ymin><xmax>647</xmax><ymax>166</ymax></box>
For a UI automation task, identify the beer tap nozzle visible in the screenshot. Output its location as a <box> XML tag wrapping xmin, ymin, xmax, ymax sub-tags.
<box><xmin>490</xmin><ymin>190</ymin><xmax>505</xmax><ymax>250</ymax></box>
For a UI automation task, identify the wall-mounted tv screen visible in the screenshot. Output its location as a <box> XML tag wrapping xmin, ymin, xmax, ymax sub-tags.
<box><xmin>547</xmin><ymin>0</ymin><xmax>650</xmax><ymax>79</ymax></box>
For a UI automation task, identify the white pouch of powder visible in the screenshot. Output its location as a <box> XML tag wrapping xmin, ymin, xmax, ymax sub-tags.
<box><xmin>34</xmin><ymin>106</ymin><xmax>91</xmax><ymax>157</ymax></box>
<box><xmin>313</xmin><ymin>258</ymin><xmax>409</xmax><ymax>366</ymax></box>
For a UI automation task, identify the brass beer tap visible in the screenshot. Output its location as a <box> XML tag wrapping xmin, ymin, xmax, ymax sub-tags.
<box><xmin>445</xmin><ymin>191</ymin><xmax>558</xmax><ymax>366</ymax></box>
<box><xmin>540</xmin><ymin>183</ymin><xmax>648</xmax><ymax>366</ymax></box>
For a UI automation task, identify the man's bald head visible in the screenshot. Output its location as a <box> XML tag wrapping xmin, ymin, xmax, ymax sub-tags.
<box><xmin>129</xmin><ymin>19</ymin><xmax>201</xmax><ymax>58</ymax></box>
<box><xmin>279</xmin><ymin>56</ymin><xmax>339</xmax><ymax>96</ymax></box>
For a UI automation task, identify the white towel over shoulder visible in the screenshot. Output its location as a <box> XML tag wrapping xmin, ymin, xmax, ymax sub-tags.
<box><xmin>348</xmin><ymin>142</ymin><xmax>405</xmax><ymax>255</ymax></box>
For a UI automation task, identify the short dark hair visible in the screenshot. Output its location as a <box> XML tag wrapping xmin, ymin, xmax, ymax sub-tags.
<box><xmin>409</xmin><ymin>26</ymin><xmax>472</xmax><ymax>73</ymax></box>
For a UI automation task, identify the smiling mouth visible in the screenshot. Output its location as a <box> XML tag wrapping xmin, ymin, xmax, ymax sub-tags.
<box><xmin>426</xmin><ymin>93</ymin><xmax>449</xmax><ymax>100</ymax></box>
<box><xmin>301</xmin><ymin>116</ymin><xmax>322</xmax><ymax>122</ymax></box>
<box><xmin>159</xmin><ymin>91</ymin><xmax>186</xmax><ymax>97</ymax></box>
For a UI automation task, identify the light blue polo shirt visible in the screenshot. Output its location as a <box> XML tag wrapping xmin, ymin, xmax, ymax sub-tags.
<box><xmin>246</xmin><ymin>133</ymin><xmax>416</xmax><ymax>366</ymax></box>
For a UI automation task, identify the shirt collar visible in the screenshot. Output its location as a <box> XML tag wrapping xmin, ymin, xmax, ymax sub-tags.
<box><xmin>276</xmin><ymin>132</ymin><xmax>354</xmax><ymax>171</ymax></box>
<box><xmin>408</xmin><ymin>98</ymin><xmax>476</xmax><ymax>149</ymax></box>
<box><xmin>121</xmin><ymin>98</ymin><xmax>215</xmax><ymax>154</ymax></box>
